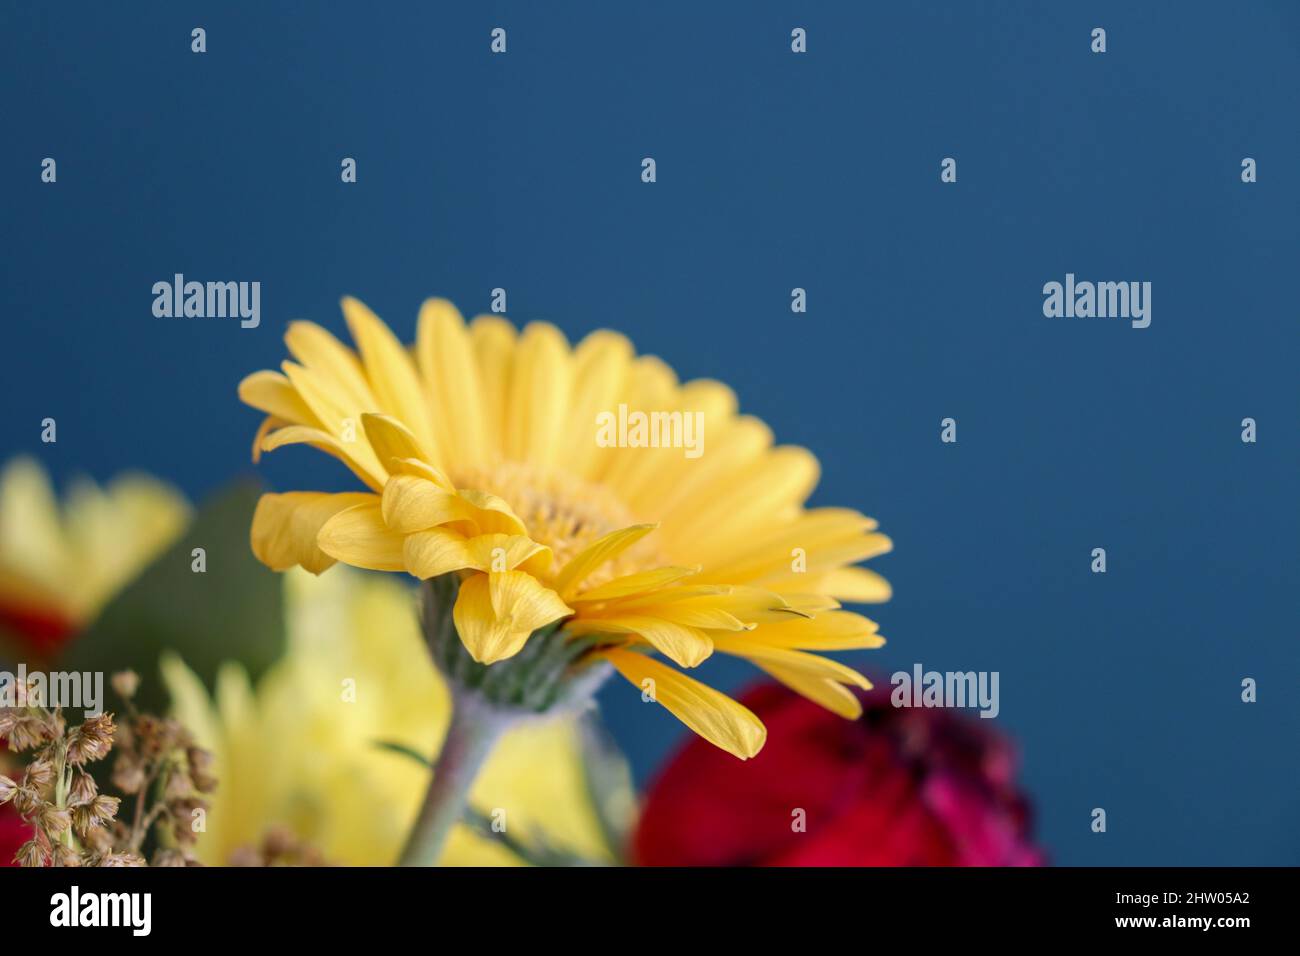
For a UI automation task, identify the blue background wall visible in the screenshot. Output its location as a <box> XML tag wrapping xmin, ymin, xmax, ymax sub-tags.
<box><xmin>2</xmin><ymin>2</ymin><xmax>1297</xmax><ymax>864</ymax></box>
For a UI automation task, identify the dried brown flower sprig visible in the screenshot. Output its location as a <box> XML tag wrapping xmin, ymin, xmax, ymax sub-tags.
<box><xmin>0</xmin><ymin>669</ymin><xmax>217</xmax><ymax>867</ymax></box>
<box><xmin>227</xmin><ymin>824</ymin><xmax>332</xmax><ymax>867</ymax></box>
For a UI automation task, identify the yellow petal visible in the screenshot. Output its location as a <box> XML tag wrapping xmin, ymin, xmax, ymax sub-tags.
<box><xmin>600</xmin><ymin>648</ymin><xmax>766</xmax><ymax>760</ymax></box>
<box><xmin>589</xmin><ymin>584</ymin><xmax>795</xmax><ymax>627</ymax></box>
<box><xmin>816</xmin><ymin>566</ymin><xmax>893</xmax><ymax>603</ymax></box>
<box><xmin>757</xmin><ymin>534</ymin><xmax>893</xmax><ymax>593</ymax></box>
<box><xmin>403</xmin><ymin>527</ymin><xmax>472</xmax><ymax>579</ymax></box>
<box><xmin>756</xmin><ymin>663</ymin><xmax>864</xmax><ymax>719</ymax></box>
<box><xmin>779</xmin><ymin>593</ymin><xmax>842</xmax><ymax>614</ymax></box>
<box><xmin>488</xmin><ymin>570</ymin><xmax>572</xmax><ymax>629</ymax></box>
<box><xmin>249</xmin><ymin>415</ymin><xmax>279</xmax><ymax>463</ymax></box>
<box><xmin>283</xmin><ymin>320</ymin><xmax>377</xmax><ymax>410</ymax></box>
<box><xmin>388</xmin><ymin>456</ymin><xmax>456</xmax><ymax>489</ymax></box>
<box><xmin>570</xmin><ymin>565</ymin><xmax>700</xmax><ymax>603</ymax></box>
<box><xmin>693</xmin><ymin>507</ymin><xmax>878</xmax><ymax>582</ymax></box>
<box><xmin>361</xmin><ymin>413</ymin><xmax>439</xmax><ymax>479</ymax></box>
<box><xmin>417</xmin><ymin>299</ymin><xmax>487</xmax><ymax>468</ymax></box>
<box><xmin>341</xmin><ymin>296</ymin><xmax>439</xmax><ymax>460</ymax></box>
<box><xmin>259</xmin><ymin>424</ymin><xmax>385</xmax><ymax>492</ymax></box>
<box><xmin>237</xmin><ymin>370</ymin><xmax>318</xmax><ymax>426</ymax></box>
<box><xmin>381</xmin><ymin>475</ymin><xmax>470</xmax><ymax>534</ymax></box>
<box><xmin>403</xmin><ymin>530</ymin><xmax>547</xmax><ymax>580</ymax></box>
<box><xmin>650</xmin><ymin>416</ymin><xmax>772</xmax><ymax>525</ymax></box>
<box><xmin>463</xmin><ymin>534</ymin><xmax>550</xmax><ymax>574</ymax></box>
<box><xmin>316</xmin><ymin>501</ymin><xmax>408</xmax><ymax>572</ymax></box>
<box><xmin>710</xmin><ymin>634</ymin><xmax>872</xmax><ymax>689</ymax></box>
<box><xmin>250</xmin><ymin>492</ymin><xmax>377</xmax><ymax>575</ymax></box>
<box><xmin>468</xmin><ymin>315</ymin><xmax>517</xmax><ymax>462</ymax></box>
<box><xmin>554</xmin><ymin>524</ymin><xmax>657</xmax><ymax>600</ymax></box>
<box><xmin>584</xmin><ymin>594</ymin><xmax>749</xmax><ymax>632</ymax></box>
<box><xmin>559</xmin><ymin>330</ymin><xmax>633</xmax><ymax>477</ymax></box>
<box><xmin>504</xmin><ymin>322</ymin><xmax>571</xmax><ymax>467</ymax></box>
<box><xmin>455</xmin><ymin>489</ymin><xmax>528</xmax><ymax>537</ymax></box>
<box><xmin>569</xmin><ymin>615</ymin><xmax>713</xmax><ymax>668</ymax></box>
<box><xmin>278</xmin><ymin>361</ymin><xmax>353</xmax><ymax>436</ymax></box>
<box><xmin>675</xmin><ymin>447</ymin><xmax>821</xmax><ymax>564</ymax></box>
<box><xmin>452</xmin><ymin>572</ymin><xmax>572</xmax><ymax>664</ymax></box>
<box><xmin>745</xmin><ymin>610</ymin><xmax>884</xmax><ymax>651</ymax></box>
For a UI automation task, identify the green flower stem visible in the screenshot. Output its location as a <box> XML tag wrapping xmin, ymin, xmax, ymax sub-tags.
<box><xmin>397</xmin><ymin>692</ymin><xmax>510</xmax><ymax>867</ymax></box>
<box><xmin>53</xmin><ymin>740</ymin><xmax>74</xmax><ymax>851</ymax></box>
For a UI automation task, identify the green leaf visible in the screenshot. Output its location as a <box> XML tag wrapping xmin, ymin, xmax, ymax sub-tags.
<box><xmin>374</xmin><ymin>739</ymin><xmax>433</xmax><ymax>768</ymax></box>
<box><xmin>461</xmin><ymin>807</ymin><xmax>603</xmax><ymax>867</ymax></box>
<box><xmin>60</xmin><ymin>480</ymin><xmax>286</xmax><ymax>713</ymax></box>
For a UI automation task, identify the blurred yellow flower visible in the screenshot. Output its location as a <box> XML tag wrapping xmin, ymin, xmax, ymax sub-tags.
<box><xmin>239</xmin><ymin>298</ymin><xmax>892</xmax><ymax>760</ymax></box>
<box><xmin>0</xmin><ymin>456</ymin><xmax>190</xmax><ymax>653</ymax></box>
<box><xmin>162</xmin><ymin>566</ymin><xmax>624</xmax><ymax>866</ymax></box>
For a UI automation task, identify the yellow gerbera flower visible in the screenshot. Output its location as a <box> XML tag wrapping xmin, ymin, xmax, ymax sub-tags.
<box><xmin>0</xmin><ymin>456</ymin><xmax>190</xmax><ymax>654</ymax></box>
<box><xmin>240</xmin><ymin>298</ymin><xmax>891</xmax><ymax>766</ymax></box>
<box><xmin>162</xmin><ymin>567</ymin><xmax>625</xmax><ymax>866</ymax></box>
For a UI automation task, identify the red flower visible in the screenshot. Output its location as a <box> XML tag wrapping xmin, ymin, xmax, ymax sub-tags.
<box><xmin>0</xmin><ymin>803</ymin><xmax>29</xmax><ymax>868</ymax></box>
<box><xmin>0</xmin><ymin>602</ymin><xmax>77</xmax><ymax>659</ymax></box>
<box><xmin>634</xmin><ymin>681</ymin><xmax>1045</xmax><ymax>866</ymax></box>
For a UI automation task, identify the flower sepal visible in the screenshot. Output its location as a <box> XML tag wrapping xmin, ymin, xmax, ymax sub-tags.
<box><xmin>421</xmin><ymin>575</ymin><xmax>609</xmax><ymax>715</ymax></box>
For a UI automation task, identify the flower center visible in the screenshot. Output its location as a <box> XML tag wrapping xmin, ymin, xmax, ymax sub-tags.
<box><xmin>450</xmin><ymin>461</ymin><xmax>658</xmax><ymax>581</ymax></box>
